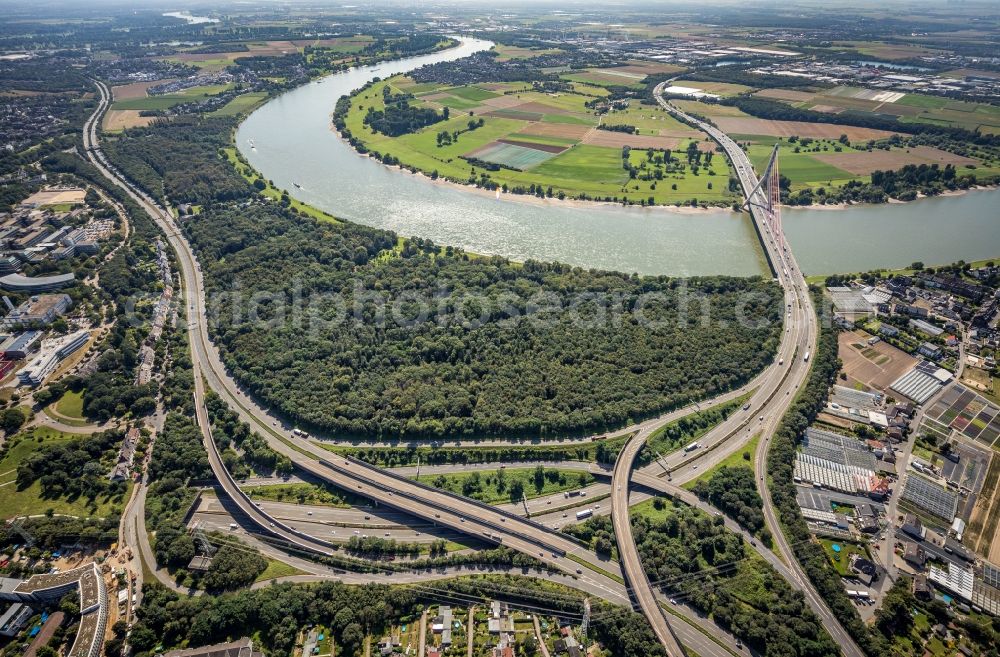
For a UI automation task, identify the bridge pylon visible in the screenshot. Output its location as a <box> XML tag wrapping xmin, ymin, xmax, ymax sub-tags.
<box><xmin>741</xmin><ymin>144</ymin><xmax>783</xmax><ymax>253</ymax></box>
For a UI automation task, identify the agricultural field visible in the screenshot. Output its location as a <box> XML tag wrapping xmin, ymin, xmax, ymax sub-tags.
<box><xmin>345</xmin><ymin>74</ymin><xmax>737</xmax><ymax>205</ymax></box>
<box><xmin>110</xmin><ymin>83</ymin><xmax>233</xmax><ymax>111</ymax></box>
<box><xmin>210</xmin><ymin>91</ymin><xmax>269</xmax><ymax>117</ymax></box>
<box><xmin>102</xmin><ymin>109</ymin><xmax>157</xmax><ymax>131</ymax></box>
<box><xmin>111</xmin><ymin>79</ymin><xmax>177</xmax><ymax>100</ymax></box>
<box><xmin>750</xmin><ymin>84</ymin><xmax>1000</xmax><ymax>135</ymax></box>
<box><xmin>671</xmin><ymin>78</ymin><xmax>753</xmax><ymax>97</ymax></box>
<box><xmin>159</xmin><ymin>37</ymin><xmax>372</xmax><ymax>71</ymax></box>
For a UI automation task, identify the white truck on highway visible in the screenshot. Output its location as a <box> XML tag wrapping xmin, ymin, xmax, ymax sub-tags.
<box><xmin>684</xmin><ymin>442</ymin><xmax>701</xmax><ymax>453</ymax></box>
<box><xmin>576</xmin><ymin>509</ymin><xmax>594</xmax><ymax>520</ymax></box>
<box><xmin>803</xmin><ymin>351</ymin><xmax>810</xmax><ymax>362</ymax></box>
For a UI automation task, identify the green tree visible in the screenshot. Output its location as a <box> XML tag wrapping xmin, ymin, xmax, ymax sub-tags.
<box><xmin>0</xmin><ymin>407</ymin><xmax>27</xmax><ymax>434</ymax></box>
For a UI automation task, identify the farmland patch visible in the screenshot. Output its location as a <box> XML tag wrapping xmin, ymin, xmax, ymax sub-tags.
<box><xmin>712</xmin><ymin>117</ymin><xmax>897</xmax><ymax>141</ymax></box>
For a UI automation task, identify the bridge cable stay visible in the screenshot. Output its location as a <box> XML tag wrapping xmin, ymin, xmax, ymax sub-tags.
<box><xmin>741</xmin><ymin>144</ymin><xmax>783</xmax><ymax>252</ymax></box>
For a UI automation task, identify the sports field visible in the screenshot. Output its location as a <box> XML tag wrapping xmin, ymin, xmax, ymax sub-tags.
<box><xmin>345</xmin><ymin>71</ymin><xmax>737</xmax><ymax>206</ymax></box>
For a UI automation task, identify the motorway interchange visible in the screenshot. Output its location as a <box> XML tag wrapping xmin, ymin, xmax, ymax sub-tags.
<box><xmin>83</xmin><ymin>74</ymin><xmax>862</xmax><ymax>657</ymax></box>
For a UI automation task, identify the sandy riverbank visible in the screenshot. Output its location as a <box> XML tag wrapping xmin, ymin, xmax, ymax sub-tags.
<box><xmin>333</xmin><ymin>124</ymin><xmax>998</xmax><ymax>216</ymax></box>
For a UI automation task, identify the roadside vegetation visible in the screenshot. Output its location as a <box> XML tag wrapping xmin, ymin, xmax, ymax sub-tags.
<box><xmin>567</xmin><ymin>498</ymin><xmax>839</xmax><ymax>657</ymax></box>
<box><xmin>420</xmin><ymin>466</ymin><xmax>596</xmax><ymax>504</ymax></box>
<box><xmin>766</xmin><ymin>291</ymin><xmax>889</xmax><ymax>657</ymax></box>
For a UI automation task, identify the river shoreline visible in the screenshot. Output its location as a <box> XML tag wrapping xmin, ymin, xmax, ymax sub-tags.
<box><xmin>331</xmin><ymin>125</ymin><xmax>731</xmax><ymax>215</ymax></box>
<box><xmin>237</xmin><ymin>36</ymin><xmax>1000</xmax><ymax>277</ymax></box>
<box><xmin>330</xmin><ymin>125</ymin><xmax>996</xmax><ymax>216</ymax></box>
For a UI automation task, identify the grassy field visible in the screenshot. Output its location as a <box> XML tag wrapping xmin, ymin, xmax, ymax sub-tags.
<box><xmin>683</xmin><ymin>432</ymin><xmax>761</xmax><ymax>489</ymax></box>
<box><xmin>55</xmin><ymin>389</ymin><xmax>85</xmax><ymax>419</ymax></box>
<box><xmin>0</xmin><ymin>427</ymin><xmax>129</xmax><ymax>519</ymax></box>
<box><xmin>255</xmin><ymin>558</ymin><xmax>305</xmax><ymax>582</ymax></box>
<box><xmin>344</xmin><ymin>74</ymin><xmax>737</xmax><ymax>206</ymax></box>
<box><xmin>45</xmin><ymin>389</ymin><xmax>92</xmax><ymax>428</ymax></box>
<box><xmin>241</xmin><ymin>482</ymin><xmax>357</xmax><ymax>508</ymax></box>
<box><xmin>746</xmin><ymin>139</ymin><xmax>862</xmax><ymax>190</ymax></box>
<box><xmin>210</xmin><ymin>92</ymin><xmax>269</xmax><ymax>117</ymax></box>
<box><xmin>112</xmin><ymin>83</ymin><xmax>233</xmax><ymax>111</ymax></box>
<box><xmin>415</xmin><ymin>467</ymin><xmax>596</xmax><ymax>504</ymax></box>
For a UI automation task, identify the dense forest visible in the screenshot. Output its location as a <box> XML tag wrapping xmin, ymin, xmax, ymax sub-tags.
<box><xmin>102</xmin><ymin>117</ymin><xmax>251</xmax><ymax>206</ymax></box>
<box><xmin>102</xmin><ymin>111</ymin><xmax>783</xmax><ymax>440</ymax></box>
<box><xmin>692</xmin><ymin>464</ymin><xmax>768</xmax><ymax>540</ymax></box>
<box><xmin>364</xmin><ymin>87</ymin><xmax>447</xmax><ymax>136</ymax></box>
<box><xmin>184</xmin><ymin>201</ymin><xmax>781</xmax><ymax>438</ymax></box>
<box><xmin>634</xmin><ymin>505</ymin><xmax>838</xmax><ymax>657</ymax></box>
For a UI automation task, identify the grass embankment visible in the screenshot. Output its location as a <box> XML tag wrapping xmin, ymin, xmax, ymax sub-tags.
<box><xmin>415</xmin><ymin>467</ymin><xmax>596</xmax><ymax>504</ymax></box>
<box><xmin>43</xmin><ymin>390</ymin><xmax>93</xmax><ymax>428</ymax></box>
<box><xmin>241</xmin><ymin>482</ymin><xmax>359</xmax><ymax>508</ymax></box>
<box><xmin>317</xmin><ymin>431</ymin><xmax>635</xmax><ymax>467</ymax></box>
<box><xmin>643</xmin><ymin>392</ymin><xmax>753</xmax><ymax>463</ymax></box>
<box><xmin>683</xmin><ymin>433</ymin><xmax>761</xmax><ymax>490</ymax></box>
<box><xmin>256</xmin><ymin>559</ymin><xmax>305</xmax><ymax>582</ymax></box>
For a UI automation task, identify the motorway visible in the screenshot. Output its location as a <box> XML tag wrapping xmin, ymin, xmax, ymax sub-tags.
<box><xmin>82</xmin><ymin>78</ymin><xmax>650</xmax><ymax>612</ymax></box>
<box><xmin>83</xmin><ymin>74</ymin><xmax>852</xmax><ymax>657</ymax></box>
<box><xmin>603</xmin><ymin>82</ymin><xmax>865</xmax><ymax>657</ymax></box>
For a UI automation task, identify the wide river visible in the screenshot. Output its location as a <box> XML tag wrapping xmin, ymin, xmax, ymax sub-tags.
<box><xmin>237</xmin><ymin>38</ymin><xmax>1000</xmax><ymax>277</ymax></box>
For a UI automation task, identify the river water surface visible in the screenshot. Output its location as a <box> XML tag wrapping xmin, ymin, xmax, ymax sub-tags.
<box><xmin>237</xmin><ymin>38</ymin><xmax>1000</xmax><ymax>276</ymax></box>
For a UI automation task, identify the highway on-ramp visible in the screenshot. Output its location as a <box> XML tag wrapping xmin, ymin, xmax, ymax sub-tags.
<box><xmin>604</xmin><ymin>83</ymin><xmax>863</xmax><ymax>657</ymax></box>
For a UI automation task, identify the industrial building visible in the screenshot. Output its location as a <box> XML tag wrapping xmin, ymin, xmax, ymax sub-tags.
<box><xmin>891</xmin><ymin>361</ymin><xmax>952</xmax><ymax>404</ymax></box>
<box><xmin>794</xmin><ymin>452</ymin><xmax>880</xmax><ymax>496</ymax></box>
<box><xmin>0</xmin><ymin>272</ymin><xmax>75</xmax><ymax>293</ymax></box>
<box><xmin>901</xmin><ymin>472</ymin><xmax>959</xmax><ymax>522</ymax></box>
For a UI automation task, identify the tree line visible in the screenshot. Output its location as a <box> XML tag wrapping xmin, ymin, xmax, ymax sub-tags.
<box><xmin>766</xmin><ymin>291</ymin><xmax>889</xmax><ymax>657</ymax></box>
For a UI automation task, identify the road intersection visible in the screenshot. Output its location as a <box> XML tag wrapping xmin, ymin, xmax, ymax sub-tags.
<box><xmin>83</xmin><ymin>73</ymin><xmax>861</xmax><ymax>657</ymax></box>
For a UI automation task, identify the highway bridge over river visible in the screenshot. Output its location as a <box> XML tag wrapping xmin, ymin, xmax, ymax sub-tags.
<box><xmin>82</xmin><ymin>72</ymin><xmax>864</xmax><ymax>657</ymax></box>
<box><xmin>606</xmin><ymin>82</ymin><xmax>866</xmax><ymax>657</ymax></box>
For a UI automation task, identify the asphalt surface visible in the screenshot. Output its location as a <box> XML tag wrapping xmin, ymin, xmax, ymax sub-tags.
<box><xmin>83</xmin><ymin>75</ymin><xmax>787</xmax><ymax>657</ymax></box>
<box><xmin>601</xmin><ymin>84</ymin><xmax>866</xmax><ymax>657</ymax></box>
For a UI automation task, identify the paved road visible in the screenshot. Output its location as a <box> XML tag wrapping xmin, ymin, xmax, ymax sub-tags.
<box><xmin>606</xmin><ymin>83</ymin><xmax>816</xmax><ymax>657</ymax></box>
<box><xmin>83</xmin><ymin>78</ymin><xmax>757</xmax><ymax>657</ymax></box>
<box><xmin>649</xmin><ymin>86</ymin><xmax>865</xmax><ymax>657</ymax></box>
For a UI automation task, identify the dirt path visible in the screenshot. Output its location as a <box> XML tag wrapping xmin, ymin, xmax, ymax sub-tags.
<box><xmin>418</xmin><ymin>609</ymin><xmax>427</xmax><ymax>657</ymax></box>
<box><xmin>467</xmin><ymin>605</ymin><xmax>475</xmax><ymax>657</ymax></box>
<box><xmin>533</xmin><ymin>615</ymin><xmax>550</xmax><ymax>657</ymax></box>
